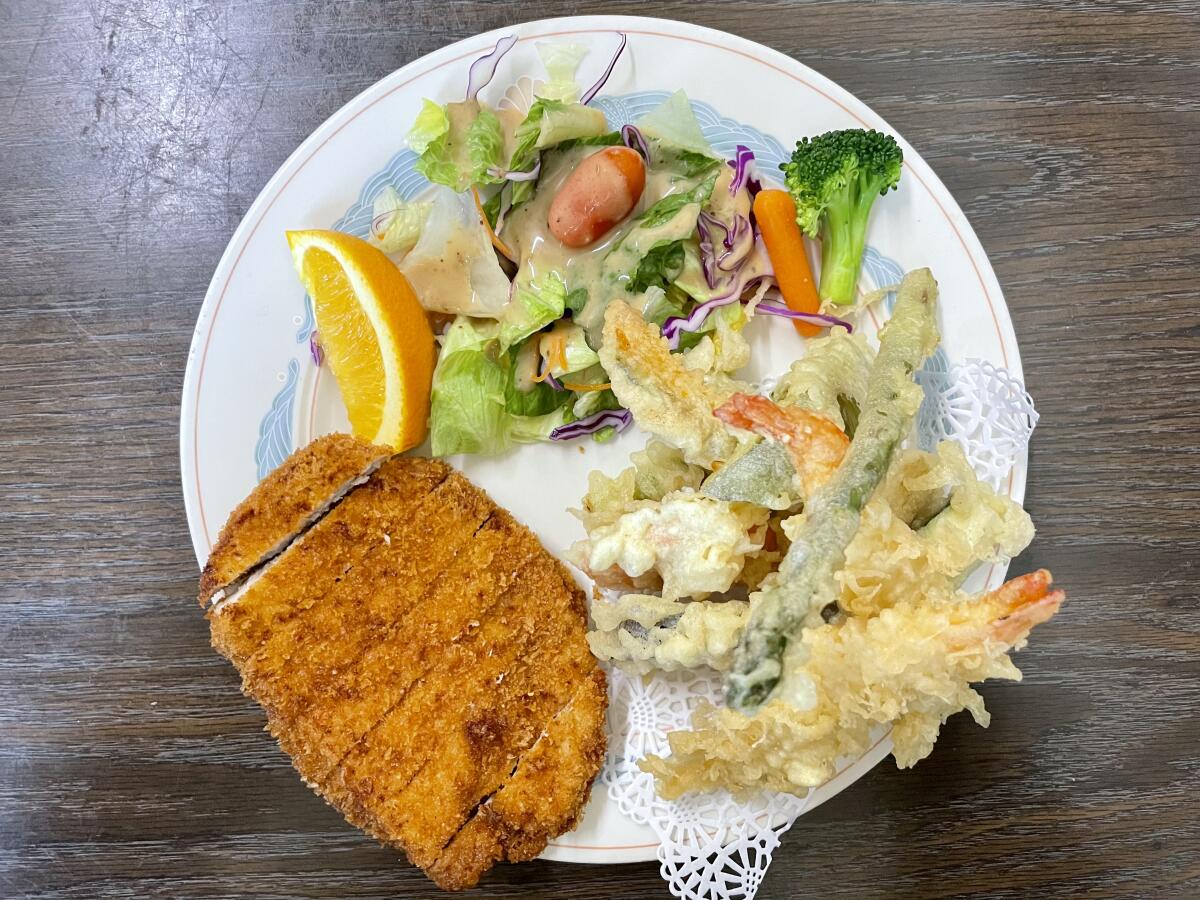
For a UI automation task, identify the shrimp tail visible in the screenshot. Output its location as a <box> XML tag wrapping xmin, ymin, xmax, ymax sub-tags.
<box><xmin>983</xmin><ymin>569</ymin><xmax>1065</xmax><ymax>646</ymax></box>
<box><xmin>714</xmin><ymin>393</ymin><xmax>850</xmax><ymax>496</ymax></box>
<box><xmin>714</xmin><ymin>393</ymin><xmax>795</xmax><ymax>440</ymax></box>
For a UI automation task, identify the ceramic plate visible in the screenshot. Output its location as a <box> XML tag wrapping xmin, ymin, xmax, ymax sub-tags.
<box><xmin>181</xmin><ymin>15</ymin><xmax>1025</xmax><ymax>865</ymax></box>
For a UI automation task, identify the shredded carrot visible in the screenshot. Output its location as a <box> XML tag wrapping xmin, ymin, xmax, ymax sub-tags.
<box><xmin>753</xmin><ymin>189</ymin><xmax>821</xmax><ymax>337</ymax></box>
<box><xmin>561</xmin><ymin>381</ymin><xmax>612</xmax><ymax>392</ymax></box>
<box><xmin>535</xmin><ymin>330</ymin><xmax>572</xmax><ymax>375</ymax></box>
<box><xmin>550</xmin><ymin>340</ymin><xmax>569</xmax><ymax>374</ymax></box>
<box><xmin>472</xmin><ymin>187</ymin><xmax>516</xmax><ymax>262</ymax></box>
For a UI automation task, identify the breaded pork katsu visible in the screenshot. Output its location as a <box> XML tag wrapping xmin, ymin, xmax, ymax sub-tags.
<box><xmin>199</xmin><ymin>435</ymin><xmax>607</xmax><ymax>890</ymax></box>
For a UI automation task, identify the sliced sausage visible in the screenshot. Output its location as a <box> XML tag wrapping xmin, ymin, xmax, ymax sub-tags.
<box><xmin>548</xmin><ymin>146</ymin><xmax>646</xmax><ymax>249</ymax></box>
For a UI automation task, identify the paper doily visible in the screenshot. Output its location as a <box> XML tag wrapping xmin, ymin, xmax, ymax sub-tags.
<box><xmin>604</xmin><ymin>667</ymin><xmax>809</xmax><ymax>900</ymax></box>
<box><xmin>602</xmin><ymin>360</ymin><xmax>1038</xmax><ymax>900</ymax></box>
<box><xmin>915</xmin><ymin>358</ymin><xmax>1039</xmax><ymax>489</ymax></box>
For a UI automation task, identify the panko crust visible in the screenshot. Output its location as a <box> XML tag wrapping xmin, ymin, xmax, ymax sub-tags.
<box><xmin>197</xmin><ymin>432</ymin><xmax>392</xmax><ymax>605</ymax></box>
<box><xmin>201</xmin><ymin>438</ymin><xmax>606</xmax><ymax>889</ymax></box>
<box><xmin>427</xmin><ymin>667</ymin><xmax>608</xmax><ymax>891</ymax></box>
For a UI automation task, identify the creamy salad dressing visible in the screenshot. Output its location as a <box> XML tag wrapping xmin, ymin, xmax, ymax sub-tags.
<box><xmin>503</xmin><ymin>147</ymin><xmax>623</xmax><ymax>291</ymax></box>
<box><xmin>496</xmin><ymin>105</ymin><xmax>525</xmax><ymax>162</ymax></box>
<box><xmin>706</xmin><ymin>166</ymin><xmax>752</xmax><ymax>223</ymax></box>
<box><xmin>400</xmin><ymin>187</ymin><xmax>511</xmax><ymax>317</ymax></box>
<box><xmin>443</xmin><ymin>100</ymin><xmax>483</xmax><ymax>177</ymax></box>
<box><xmin>601</xmin><ymin>201</ymin><xmax>701</xmax><ymax>282</ymax></box>
<box><xmin>398</xmin><ymin>138</ymin><xmax>707</xmax><ymax>325</ymax></box>
<box><xmin>502</xmin><ymin>144</ymin><xmax>721</xmax><ymax>347</ymax></box>
<box><xmin>502</xmin><ymin>146</ymin><xmax>683</xmax><ymax>296</ymax></box>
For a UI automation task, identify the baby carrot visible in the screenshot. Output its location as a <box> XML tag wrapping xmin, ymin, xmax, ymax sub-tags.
<box><xmin>753</xmin><ymin>189</ymin><xmax>821</xmax><ymax>337</ymax></box>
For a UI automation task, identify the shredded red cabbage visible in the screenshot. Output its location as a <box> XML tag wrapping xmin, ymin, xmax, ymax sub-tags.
<box><xmin>755</xmin><ymin>303</ymin><xmax>854</xmax><ymax>332</ymax></box>
<box><xmin>551</xmin><ymin>407</ymin><xmax>631</xmax><ymax>441</ymax></box>
<box><xmin>309</xmin><ymin>330</ymin><xmax>324</xmax><ymax>367</ymax></box>
<box><xmin>717</xmin><ymin>215</ymin><xmax>753</xmax><ymax>273</ymax></box>
<box><xmin>581</xmin><ymin>33</ymin><xmax>628</xmax><ymax>105</ymax></box>
<box><xmin>465</xmin><ymin>34</ymin><xmax>518</xmax><ymax>101</ymax></box>
<box><xmin>541</xmin><ymin>366</ymin><xmax>565</xmax><ymax>391</ymax></box>
<box><xmin>370</xmin><ymin>209</ymin><xmax>393</xmax><ymax>240</ymax></box>
<box><xmin>698</xmin><ymin>211</ymin><xmax>756</xmax><ymax>291</ymax></box>
<box><xmin>696</xmin><ymin>212</ymin><xmax>718</xmax><ymax>288</ymax></box>
<box><xmin>661</xmin><ymin>274</ymin><xmax>773</xmax><ymax>349</ymax></box>
<box><xmin>662</xmin><ymin>296</ymin><xmax>736</xmax><ymax>349</ymax></box>
<box><xmin>621</xmin><ymin>123</ymin><xmax>650</xmax><ymax>161</ymax></box>
<box><xmin>729</xmin><ymin>145</ymin><xmax>762</xmax><ymax>196</ymax></box>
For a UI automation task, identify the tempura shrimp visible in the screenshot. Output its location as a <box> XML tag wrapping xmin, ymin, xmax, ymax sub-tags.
<box><xmin>641</xmin><ymin>568</ymin><xmax>1065</xmax><ymax>797</ymax></box>
<box><xmin>715</xmin><ymin>393</ymin><xmax>850</xmax><ymax>498</ymax></box>
<box><xmin>957</xmin><ymin>568</ymin><xmax>1064</xmax><ymax>650</ymax></box>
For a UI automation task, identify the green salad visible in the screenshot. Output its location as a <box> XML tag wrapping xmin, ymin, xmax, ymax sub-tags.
<box><xmin>370</xmin><ymin>36</ymin><xmax>900</xmax><ymax>456</ymax></box>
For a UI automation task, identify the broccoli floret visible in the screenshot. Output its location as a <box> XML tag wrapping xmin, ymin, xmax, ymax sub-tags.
<box><xmin>781</xmin><ymin>129</ymin><xmax>903</xmax><ymax>305</ymax></box>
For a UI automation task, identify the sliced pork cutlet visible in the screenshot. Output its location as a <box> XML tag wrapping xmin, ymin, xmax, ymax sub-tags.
<box><xmin>319</xmin><ymin>548</ymin><xmax>602</xmax><ymax>876</ymax></box>
<box><xmin>198</xmin><ymin>433</ymin><xmax>391</xmax><ymax>606</ymax></box>
<box><xmin>200</xmin><ymin>436</ymin><xmax>607</xmax><ymax>890</ymax></box>
<box><xmin>207</xmin><ymin>456</ymin><xmax>452</xmax><ymax>669</ymax></box>
<box><xmin>428</xmin><ymin>667</ymin><xmax>608</xmax><ymax>890</ymax></box>
<box><xmin>270</xmin><ymin>508</ymin><xmax>545</xmax><ymax>781</ymax></box>
<box><xmin>228</xmin><ymin>465</ymin><xmax>496</xmax><ymax>725</ymax></box>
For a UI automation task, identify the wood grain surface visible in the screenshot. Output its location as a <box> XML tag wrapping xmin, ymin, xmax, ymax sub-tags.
<box><xmin>2</xmin><ymin>1</ymin><xmax>1198</xmax><ymax>897</ymax></box>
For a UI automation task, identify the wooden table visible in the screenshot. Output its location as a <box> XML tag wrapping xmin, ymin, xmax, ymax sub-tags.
<box><xmin>2</xmin><ymin>2</ymin><xmax>1197</xmax><ymax>897</ymax></box>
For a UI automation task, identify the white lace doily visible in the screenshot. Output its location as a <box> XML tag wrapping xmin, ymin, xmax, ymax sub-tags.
<box><xmin>602</xmin><ymin>360</ymin><xmax>1038</xmax><ymax>900</ymax></box>
<box><xmin>604</xmin><ymin>667</ymin><xmax>809</xmax><ymax>900</ymax></box>
<box><xmin>915</xmin><ymin>358</ymin><xmax>1039</xmax><ymax>489</ymax></box>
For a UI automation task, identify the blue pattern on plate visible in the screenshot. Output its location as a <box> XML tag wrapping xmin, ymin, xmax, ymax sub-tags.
<box><xmin>255</xmin><ymin>92</ymin><xmax>924</xmax><ymax>472</ymax></box>
<box><xmin>862</xmin><ymin>246</ymin><xmax>902</xmax><ymax>311</ymax></box>
<box><xmin>330</xmin><ymin>149</ymin><xmax>428</xmax><ymax>239</ymax></box>
<box><xmin>590</xmin><ymin>91</ymin><xmax>791</xmax><ymax>174</ymax></box>
<box><xmin>255</xmin><ymin>359</ymin><xmax>299</xmax><ymax>479</ymax></box>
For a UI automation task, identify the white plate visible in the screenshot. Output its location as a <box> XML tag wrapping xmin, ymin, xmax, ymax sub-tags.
<box><xmin>181</xmin><ymin>15</ymin><xmax>1025</xmax><ymax>866</ymax></box>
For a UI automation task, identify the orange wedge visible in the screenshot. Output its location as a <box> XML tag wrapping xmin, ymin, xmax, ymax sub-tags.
<box><xmin>286</xmin><ymin>229</ymin><xmax>435</xmax><ymax>451</ymax></box>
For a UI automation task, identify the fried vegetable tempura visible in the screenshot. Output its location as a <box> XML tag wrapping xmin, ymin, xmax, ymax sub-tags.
<box><xmin>838</xmin><ymin>441</ymin><xmax>1035</xmax><ymax>617</ymax></box>
<box><xmin>578</xmin><ymin>492</ymin><xmax>767</xmax><ymax>601</ymax></box>
<box><xmin>587</xmin><ymin>594</ymin><xmax>749</xmax><ymax>674</ymax></box>
<box><xmin>727</xmin><ymin>268</ymin><xmax>940</xmax><ymax>712</ymax></box>
<box><xmin>600</xmin><ymin>299</ymin><xmax>746</xmax><ymax>467</ymax></box>
<box><xmin>771</xmin><ymin>326</ymin><xmax>874</xmax><ymax>431</ymax></box>
<box><xmin>572</xmin><ymin>440</ymin><xmax>705</xmax><ymax>533</ymax></box>
<box><xmin>575</xmin><ymin>265</ymin><xmax>1061</xmax><ymax>805</ymax></box>
<box><xmin>642</xmin><ymin>570</ymin><xmax>1064</xmax><ymax>797</ymax></box>
<box><xmin>714</xmin><ymin>394</ymin><xmax>850</xmax><ymax>499</ymax></box>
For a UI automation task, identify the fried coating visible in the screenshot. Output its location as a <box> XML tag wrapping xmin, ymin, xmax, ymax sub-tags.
<box><xmin>579</xmin><ymin>491</ymin><xmax>767</xmax><ymax>601</ymax></box>
<box><xmin>642</xmin><ymin>570</ymin><xmax>1064</xmax><ymax>797</ymax></box>
<box><xmin>726</xmin><ymin>268</ymin><xmax>939</xmax><ymax>713</ymax></box>
<box><xmin>571</xmin><ymin>440</ymin><xmax>705</xmax><ymax>533</ymax></box>
<box><xmin>770</xmin><ymin>326</ymin><xmax>874</xmax><ymax>430</ymax></box>
<box><xmin>838</xmin><ymin>441</ymin><xmax>1035</xmax><ymax>618</ymax></box>
<box><xmin>319</xmin><ymin>549</ymin><xmax>595</xmax><ymax>872</ymax></box>
<box><xmin>207</xmin><ymin>457</ymin><xmax>451</xmax><ymax>668</ymax></box>
<box><xmin>714</xmin><ymin>393</ymin><xmax>849</xmax><ymax>499</ymax></box>
<box><xmin>198</xmin><ymin>433</ymin><xmax>391</xmax><ymax>605</ymax></box>
<box><xmin>235</xmin><ymin>470</ymin><xmax>496</xmax><ymax>724</ymax></box>
<box><xmin>202</xmin><ymin>437</ymin><xmax>605</xmax><ymax>890</ymax></box>
<box><xmin>588</xmin><ymin>594</ymin><xmax>749</xmax><ymax>674</ymax></box>
<box><xmin>599</xmin><ymin>299</ymin><xmax>742</xmax><ymax>467</ymax></box>
<box><xmin>270</xmin><ymin>509</ymin><xmax>543</xmax><ymax>780</ymax></box>
<box><xmin>427</xmin><ymin>667</ymin><xmax>608</xmax><ymax>890</ymax></box>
